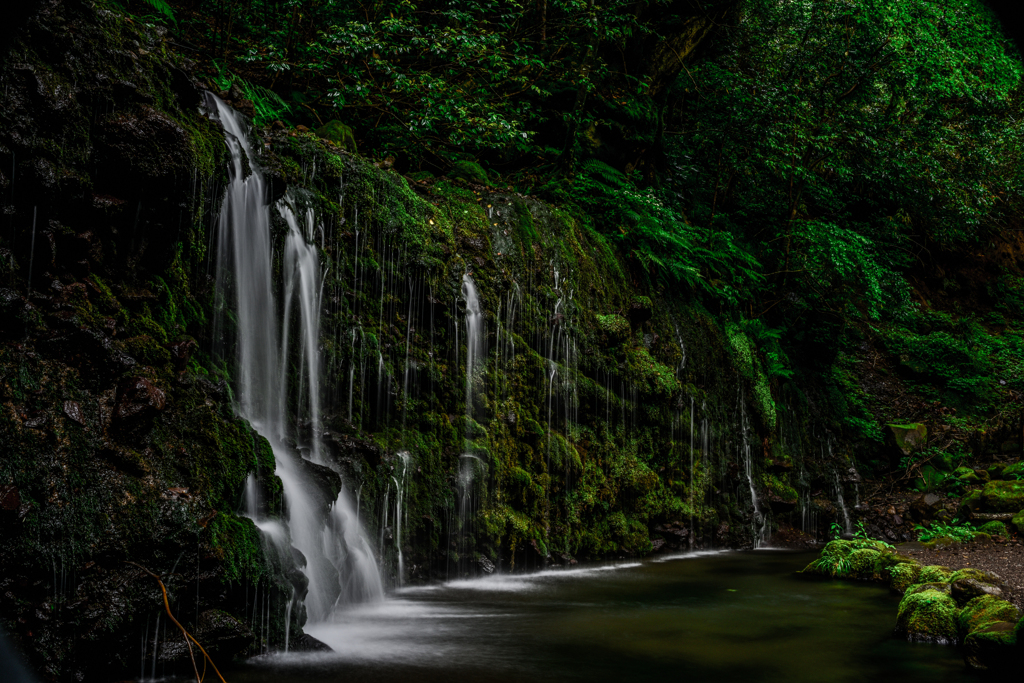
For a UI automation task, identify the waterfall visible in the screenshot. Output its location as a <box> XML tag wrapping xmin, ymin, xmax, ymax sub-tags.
<box><xmin>458</xmin><ymin>273</ymin><xmax>486</xmax><ymax>572</ymax></box>
<box><xmin>206</xmin><ymin>93</ymin><xmax>383</xmax><ymax>632</ymax></box>
<box><xmin>738</xmin><ymin>392</ymin><xmax>768</xmax><ymax>548</ymax></box>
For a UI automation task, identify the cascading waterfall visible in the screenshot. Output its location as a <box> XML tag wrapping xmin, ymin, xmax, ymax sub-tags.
<box><xmin>738</xmin><ymin>392</ymin><xmax>768</xmax><ymax>548</ymax></box>
<box><xmin>458</xmin><ymin>273</ymin><xmax>486</xmax><ymax>570</ymax></box>
<box><xmin>206</xmin><ymin>93</ymin><xmax>383</xmax><ymax>635</ymax></box>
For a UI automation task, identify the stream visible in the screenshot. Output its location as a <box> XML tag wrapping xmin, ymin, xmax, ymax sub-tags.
<box><xmin>220</xmin><ymin>550</ymin><xmax>975</xmax><ymax>683</ymax></box>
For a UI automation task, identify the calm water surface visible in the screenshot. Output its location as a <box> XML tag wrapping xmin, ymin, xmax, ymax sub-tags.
<box><xmin>227</xmin><ymin>550</ymin><xmax>976</xmax><ymax>683</ymax></box>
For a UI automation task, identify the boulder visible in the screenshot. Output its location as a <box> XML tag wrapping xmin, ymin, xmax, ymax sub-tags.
<box><xmin>289</xmin><ymin>633</ymin><xmax>333</xmax><ymax>652</ymax></box>
<box><xmin>980</xmin><ymin>480</ymin><xmax>1024</xmax><ymax>513</ymax></box>
<box><xmin>895</xmin><ymin>588</ymin><xmax>959</xmax><ymax>643</ymax></box>
<box><xmin>957</xmin><ymin>595</ymin><xmax>1020</xmax><ymax>639</ymax></box>
<box><xmin>1012</xmin><ymin>510</ymin><xmax>1024</xmax><ymax>535</ymax></box>
<box><xmin>964</xmin><ymin>621</ymin><xmax>1016</xmax><ymax>671</ymax></box>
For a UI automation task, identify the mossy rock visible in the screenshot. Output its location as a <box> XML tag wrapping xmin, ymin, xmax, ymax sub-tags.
<box><xmin>596</xmin><ymin>314</ymin><xmax>631</xmax><ymax>344</ymax></box>
<box><xmin>889</xmin><ymin>562</ymin><xmax>923</xmax><ymax>593</ymax></box>
<box><xmin>896</xmin><ymin>588</ymin><xmax>959</xmax><ymax>643</ymax></box>
<box><xmin>919</xmin><ymin>565</ymin><xmax>953</xmax><ymax>584</ymax></box>
<box><xmin>960</xmin><ymin>490</ymin><xmax>984</xmax><ymax>515</ymax></box>
<box><xmin>1001</xmin><ymin>461</ymin><xmax>1024</xmax><ymax>479</ymax></box>
<box><xmin>958</xmin><ymin>595</ymin><xmax>1020</xmax><ymax>638</ymax></box>
<box><xmin>315</xmin><ymin>120</ymin><xmax>357</xmax><ymax>153</ymax></box>
<box><xmin>980</xmin><ymin>480</ymin><xmax>1024</xmax><ymax>513</ymax></box>
<box><xmin>964</xmin><ymin>621</ymin><xmax>1017</xmax><ymax>671</ymax></box>
<box><xmin>888</xmin><ymin>423</ymin><xmax>927</xmax><ymax>455</ymax></box>
<box><xmin>949</xmin><ymin>567</ymin><xmax>1004</xmax><ymax>587</ymax></box>
<box><xmin>406</xmin><ymin>170</ymin><xmax>434</xmax><ymax>182</ymax></box>
<box><xmin>801</xmin><ymin>539</ymin><xmax>892</xmax><ymax>578</ymax></box>
<box><xmin>1011</xmin><ymin>510</ymin><xmax>1024</xmax><ymax>535</ymax></box>
<box><xmin>449</xmin><ymin>160</ymin><xmax>490</xmax><ymax>185</ymax></box>
<box><xmin>977</xmin><ymin>520</ymin><xmax>1009</xmax><ymax>538</ymax></box>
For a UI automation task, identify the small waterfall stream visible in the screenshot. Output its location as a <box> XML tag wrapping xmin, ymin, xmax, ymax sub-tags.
<box><xmin>206</xmin><ymin>93</ymin><xmax>383</xmax><ymax>636</ymax></box>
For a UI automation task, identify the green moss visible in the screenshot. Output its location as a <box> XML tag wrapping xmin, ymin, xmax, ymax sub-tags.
<box><xmin>889</xmin><ymin>562</ymin><xmax>923</xmax><ymax>593</ymax></box>
<box><xmin>596</xmin><ymin>314</ymin><xmax>631</xmax><ymax>343</ymax></box>
<box><xmin>919</xmin><ymin>565</ymin><xmax>953</xmax><ymax>584</ymax></box>
<box><xmin>896</xmin><ymin>588</ymin><xmax>959</xmax><ymax>642</ymax></box>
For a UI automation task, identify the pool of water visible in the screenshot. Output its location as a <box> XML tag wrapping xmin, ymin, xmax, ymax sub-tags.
<box><xmin>226</xmin><ymin>550</ymin><xmax>976</xmax><ymax>683</ymax></box>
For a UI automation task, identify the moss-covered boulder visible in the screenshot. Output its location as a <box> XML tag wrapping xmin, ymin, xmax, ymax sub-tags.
<box><xmin>799</xmin><ymin>539</ymin><xmax>894</xmax><ymax>578</ymax></box>
<box><xmin>958</xmin><ymin>594</ymin><xmax>1020</xmax><ymax>638</ymax></box>
<box><xmin>315</xmin><ymin>120</ymin><xmax>357</xmax><ymax>153</ymax></box>
<box><xmin>964</xmin><ymin>621</ymin><xmax>1017</xmax><ymax>671</ymax></box>
<box><xmin>980</xmin><ymin>480</ymin><xmax>1024</xmax><ymax>513</ymax></box>
<box><xmin>1001</xmin><ymin>461</ymin><xmax>1024</xmax><ymax>479</ymax></box>
<box><xmin>1012</xmin><ymin>509</ymin><xmax>1024</xmax><ymax>535</ymax></box>
<box><xmin>449</xmin><ymin>160</ymin><xmax>490</xmax><ymax>185</ymax></box>
<box><xmin>896</xmin><ymin>588</ymin><xmax>959</xmax><ymax>643</ymax></box>
<box><xmin>889</xmin><ymin>562</ymin><xmax>923</xmax><ymax>593</ymax></box>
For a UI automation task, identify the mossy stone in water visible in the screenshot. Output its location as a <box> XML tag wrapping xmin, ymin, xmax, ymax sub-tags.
<box><xmin>957</xmin><ymin>594</ymin><xmax>1020</xmax><ymax>638</ymax></box>
<box><xmin>977</xmin><ymin>520</ymin><xmax>1009</xmax><ymax>538</ymax></box>
<box><xmin>896</xmin><ymin>588</ymin><xmax>959</xmax><ymax>642</ymax></box>
<box><xmin>450</xmin><ymin>160</ymin><xmax>490</xmax><ymax>185</ymax></box>
<box><xmin>315</xmin><ymin>120</ymin><xmax>357</xmax><ymax>153</ymax></box>
<box><xmin>964</xmin><ymin>621</ymin><xmax>1017</xmax><ymax>671</ymax></box>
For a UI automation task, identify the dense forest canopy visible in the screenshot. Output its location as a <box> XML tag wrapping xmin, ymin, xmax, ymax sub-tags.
<box><xmin>136</xmin><ymin>0</ymin><xmax>1024</xmax><ymax>445</ymax></box>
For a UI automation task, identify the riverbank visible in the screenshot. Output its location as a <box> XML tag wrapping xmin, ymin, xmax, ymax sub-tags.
<box><xmin>901</xmin><ymin>539</ymin><xmax>1024</xmax><ymax>610</ymax></box>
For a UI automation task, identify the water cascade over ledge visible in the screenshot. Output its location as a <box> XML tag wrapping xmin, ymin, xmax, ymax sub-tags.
<box><xmin>205</xmin><ymin>93</ymin><xmax>383</xmax><ymax>635</ymax></box>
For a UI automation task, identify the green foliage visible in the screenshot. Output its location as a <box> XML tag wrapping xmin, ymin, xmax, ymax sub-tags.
<box><xmin>916</xmin><ymin>522</ymin><xmax>976</xmax><ymax>543</ymax></box>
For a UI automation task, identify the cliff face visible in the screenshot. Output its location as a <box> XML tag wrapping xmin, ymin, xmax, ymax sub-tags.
<box><xmin>0</xmin><ymin>1</ymin><xmax>856</xmax><ymax>680</ymax></box>
<box><xmin>0</xmin><ymin>2</ymin><xmax>300</xmax><ymax>678</ymax></box>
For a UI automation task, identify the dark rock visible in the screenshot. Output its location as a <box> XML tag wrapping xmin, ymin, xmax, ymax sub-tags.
<box><xmin>113</xmin><ymin>376</ymin><xmax>166</xmax><ymax>421</ymax></box>
<box><xmin>478</xmin><ymin>556</ymin><xmax>496</xmax><ymax>574</ymax></box>
<box><xmin>168</xmin><ymin>338</ymin><xmax>196</xmax><ymax>374</ymax></box>
<box><xmin>289</xmin><ymin>633</ymin><xmax>332</xmax><ymax>652</ymax></box>
<box><xmin>63</xmin><ymin>399</ymin><xmax>84</xmax><ymax>425</ymax></box>
<box><xmin>294</xmin><ymin>456</ymin><xmax>342</xmax><ymax>515</ymax></box>
<box><xmin>195</xmin><ymin>609</ymin><xmax>255</xmax><ymax>658</ymax></box>
<box><xmin>908</xmin><ymin>493</ymin><xmax>941</xmax><ymax>524</ymax></box>
<box><xmin>951</xmin><ymin>578</ymin><xmax>1004</xmax><ymax>606</ymax></box>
